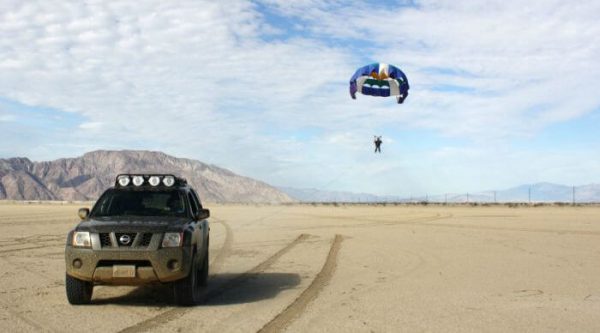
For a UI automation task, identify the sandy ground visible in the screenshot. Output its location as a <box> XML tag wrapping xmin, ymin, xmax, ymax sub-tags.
<box><xmin>0</xmin><ymin>202</ymin><xmax>599</xmax><ymax>332</ymax></box>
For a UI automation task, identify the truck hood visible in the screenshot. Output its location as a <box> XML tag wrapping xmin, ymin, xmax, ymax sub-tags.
<box><xmin>75</xmin><ymin>216</ymin><xmax>191</xmax><ymax>233</ymax></box>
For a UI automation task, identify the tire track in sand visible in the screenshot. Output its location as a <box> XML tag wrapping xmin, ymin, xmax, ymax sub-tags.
<box><xmin>0</xmin><ymin>234</ymin><xmax>64</xmax><ymax>254</ymax></box>
<box><xmin>209</xmin><ymin>218</ymin><xmax>234</xmax><ymax>275</ymax></box>
<box><xmin>0</xmin><ymin>219</ymin><xmax>235</xmax><ymax>332</ymax></box>
<box><xmin>0</xmin><ymin>304</ymin><xmax>58</xmax><ymax>333</ymax></box>
<box><xmin>118</xmin><ymin>233</ymin><xmax>311</xmax><ymax>333</ymax></box>
<box><xmin>258</xmin><ymin>234</ymin><xmax>344</xmax><ymax>333</ymax></box>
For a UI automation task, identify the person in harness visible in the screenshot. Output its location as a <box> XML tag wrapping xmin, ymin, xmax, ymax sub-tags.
<box><xmin>374</xmin><ymin>136</ymin><xmax>382</xmax><ymax>153</ymax></box>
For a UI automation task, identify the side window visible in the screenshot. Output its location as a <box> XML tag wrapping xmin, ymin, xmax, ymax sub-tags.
<box><xmin>190</xmin><ymin>189</ymin><xmax>203</xmax><ymax>209</ymax></box>
<box><xmin>187</xmin><ymin>192</ymin><xmax>199</xmax><ymax>217</ymax></box>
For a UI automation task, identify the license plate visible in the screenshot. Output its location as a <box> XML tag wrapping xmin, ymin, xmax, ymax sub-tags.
<box><xmin>113</xmin><ymin>265</ymin><xmax>136</xmax><ymax>278</ymax></box>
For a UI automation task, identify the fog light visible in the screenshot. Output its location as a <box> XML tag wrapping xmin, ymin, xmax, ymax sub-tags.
<box><xmin>73</xmin><ymin>259</ymin><xmax>82</xmax><ymax>269</ymax></box>
<box><xmin>167</xmin><ymin>260</ymin><xmax>179</xmax><ymax>271</ymax></box>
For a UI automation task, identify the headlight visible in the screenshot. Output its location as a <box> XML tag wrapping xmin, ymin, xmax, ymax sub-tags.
<box><xmin>72</xmin><ymin>232</ymin><xmax>92</xmax><ymax>248</ymax></box>
<box><xmin>162</xmin><ymin>232</ymin><xmax>183</xmax><ymax>247</ymax></box>
<box><xmin>148</xmin><ymin>176</ymin><xmax>160</xmax><ymax>186</ymax></box>
<box><xmin>117</xmin><ymin>175</ymin><xmax>130</xmax><ymax>186</ymax></box>
<box><xmin>163</xmin><ymin>176</ymin><xmax>175</xmax><ymax>187</ymax></box>
<box><xmin>132</xmin><ymin>175</ymin><xmax>144</xmax><ymax>186</ymax></box>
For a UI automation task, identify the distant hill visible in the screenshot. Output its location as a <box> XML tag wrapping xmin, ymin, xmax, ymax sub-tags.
<box><xmin>0</xmin><ymin>150</ymin><xmax>294</xmax><ymax>203</ymax></box>
<box><xmin>492</xmin><ymin>182</ymin><xmax>600</xmax><ymax>203</ymax></box>
<box><xmin>280</xmin><ymin>182</ymin><xmax>600</xmax><ymax>203</ymax></box>
<box><xmin>278</xmin><ymin>186</ymin><xmax>401</xmax><ymax>203</ymax></box>
<box><xmin>439</xmin><ymin>183</ymin><xmax>600</xmax><ymax>203</ymax></box>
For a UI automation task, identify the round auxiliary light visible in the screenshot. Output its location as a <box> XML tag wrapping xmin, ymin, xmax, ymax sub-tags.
<box><xmin>148</xmin><ymin>176</ymin><xmax>161</xmax><ymax>186</ymax></box>
<box><xmin>163</xmin><ymin>176</ymin><xmax>175</xmax><ymax>187</ymax></box>
<box><xmin>117</xmin><ymin>175</ymin><xmax>130</xmax><ymax>187</ymax></box>
<box><xmin>132</xmin><ymin>175</ymin><xmax>144</xmax><ymax>186</ymax></box>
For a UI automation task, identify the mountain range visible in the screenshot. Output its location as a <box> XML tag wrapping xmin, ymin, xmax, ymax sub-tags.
<box><xmin>278</xmin><ymin>186</ymin><xmax>402</xmax><ymax>203</ymax></box>
<box><xmin>0</xmin><ymin>150</ymin><xmax>293</xmax><ymax>203</ymax></box>
<box><xmin>1</xmin><ymin>150</ymin><xmax>598</xmax><ymax>203</ymax></box>
<box><xmin>278</xmin><ymin>182</ymin><xmax>600</xmax><ymax>203</ymax></box>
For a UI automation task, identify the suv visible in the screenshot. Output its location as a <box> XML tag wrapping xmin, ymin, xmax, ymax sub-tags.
<box><xmin>65</xmin><ymin>174</ymin><xmax>210</xmax><ymax>306</ymax></box>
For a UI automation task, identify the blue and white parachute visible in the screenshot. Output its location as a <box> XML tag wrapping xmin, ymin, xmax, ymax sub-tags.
<box><xmin>349</xmin><ymin>63</ymin><xmax>409</xmax><ymax>104</ymax></box>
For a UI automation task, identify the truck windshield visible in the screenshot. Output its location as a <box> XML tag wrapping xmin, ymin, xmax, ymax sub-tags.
<box><xmin>91</xmin><ymin>189</ymin><xmax>188</xmax><ymax>218</ymax></box>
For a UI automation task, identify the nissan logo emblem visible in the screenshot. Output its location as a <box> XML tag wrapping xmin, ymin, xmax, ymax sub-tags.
<box><xmin>119</xmin><ymin>234</ymin><xmax>132</xmax><ymax>245</ymax></box>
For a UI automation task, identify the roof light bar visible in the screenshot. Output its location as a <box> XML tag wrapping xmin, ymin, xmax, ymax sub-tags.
<box><xmin>117</xmin><ymin>175</ymin><xmax>130</xmax><ymax>187</ymax></box>
<box><xmin>163</xmin><ymin>176</ymin><xmax>175</xmax><ymax>187</ymax></box>
<box><xmin>115</xmin><ymin>174</ymin><xmax>184</xmax><ymax>187</ymax></box>
<box><xmin>148</xmin><ymin>176</ymin><xmax>160</xmax><ymax>186</ymax></box>
<box><xmin>132</xmin><ymin>175</ymin><xmax>144</xmax><ymax>186</ymax></box>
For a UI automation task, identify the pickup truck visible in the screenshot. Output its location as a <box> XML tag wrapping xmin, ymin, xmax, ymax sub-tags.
<box><xmin>65</xmin><ymin>174</ymin><xmax>210</xmax><ymax>305</ymax></box>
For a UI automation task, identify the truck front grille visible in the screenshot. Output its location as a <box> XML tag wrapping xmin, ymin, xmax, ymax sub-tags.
<box><xmin>139</xmin><ymin>233</ymin><xmax>153</xmax><ymax>247</ymax></box>
<box><xmin>115</xmin><ymin>233</ymin><xmax>136</xmax><ymax>247</ymax></box>
<box><xmin>96</xmin><ymin>232</ymin><xmax>155</xmax><ymax>248</ymax></box>
<box><xmin>99</xmin><ymin>233</ymin><xmax>112</xmax><ymax>247</ymax></box>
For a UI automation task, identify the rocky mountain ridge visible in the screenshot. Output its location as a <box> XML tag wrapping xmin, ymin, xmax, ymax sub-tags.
<box><xmin>0</xmin><ymin>150</ymin><xmax>294</xmax><ymax>203</ymax></box>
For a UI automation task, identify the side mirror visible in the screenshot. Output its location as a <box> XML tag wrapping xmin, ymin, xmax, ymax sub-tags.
<box><xmin>196</xmin><ymin>208</ymin><xmax>210</xmax><ymax>220</ymax></box>
<box><xmin>78</xmin><ymin>208</ymin><xmax>90</xmax><ymax>220</ymax></box>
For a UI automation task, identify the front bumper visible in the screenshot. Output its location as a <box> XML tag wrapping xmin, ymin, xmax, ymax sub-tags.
<box><xmin>65</xmin><ymin>246</ymin><xmax>193</xmax><ymax>284</ymax></box>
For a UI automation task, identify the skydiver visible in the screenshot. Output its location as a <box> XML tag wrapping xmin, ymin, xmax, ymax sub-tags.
<box><xmin>374</xmin><ymin>136</ymin><xmax>382</xmax><ymax>153</ymax></box>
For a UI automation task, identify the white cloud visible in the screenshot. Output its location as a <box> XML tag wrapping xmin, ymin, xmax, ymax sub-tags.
<box><xmin>0</xmin><ymin>1</ymin><xmax>349</xmax><ymax>141</ymax></box>
<box><xmin>262</xmin><ymin>0</ymin><xmax>600</xmax><ymax>139</ymax></box>
<box><xmin>0</xmin><ymin>114</ymin><xmax>16</xmax><ymax>122</ymax></box>
<box><xmin>0</xmin><ymin>0</ymin><xmax>599</xmax><ymax>195</ymax></box>
<box><xmin>78</xmin><ymin>121</ymin><xmax>103</xmax><ymax>130</ymax></box>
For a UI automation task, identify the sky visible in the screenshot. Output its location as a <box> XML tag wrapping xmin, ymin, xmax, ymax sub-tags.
<box><xmin>0</xmin><ymin>0</ymin><xmax>599</xmax><ymax>197</ymax></box>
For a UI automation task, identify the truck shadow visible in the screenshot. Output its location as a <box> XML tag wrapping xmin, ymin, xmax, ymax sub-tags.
<box><xmin>205</xmin><ymin>272</ymin><xmax>301</xmax><ymax>306</ymax></box>
<box><xmin>92</xmin><ymin>272</ymin><xmax>301</xmax><ymax>306</ymax></box>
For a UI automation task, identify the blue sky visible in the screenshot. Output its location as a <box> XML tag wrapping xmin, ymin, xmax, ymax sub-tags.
<box><xmin>1</xmin><ymin>0</ymin><xmax>599</xmax><ymax>196</ymax></box>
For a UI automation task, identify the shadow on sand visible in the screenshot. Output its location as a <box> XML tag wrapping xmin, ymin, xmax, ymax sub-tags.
<box><xmin>92</xmin><ymin>272</ymin><xmax>301</xmax><ymax>306</ymax></box>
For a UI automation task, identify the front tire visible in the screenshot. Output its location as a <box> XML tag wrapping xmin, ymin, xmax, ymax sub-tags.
<box><xmin>173</xmin><ymin>254</ymin><xmax>200</xmax><ymax>306</ymax></box>
<box><xmin>198</xmin><ymin>241</ymin><xmax>209</xmax><ymax>287</ymax></box>
<box><xmin>65</xmin><ymin>274</ymin><xmax>93</xmax><ymax>305</ymax></box>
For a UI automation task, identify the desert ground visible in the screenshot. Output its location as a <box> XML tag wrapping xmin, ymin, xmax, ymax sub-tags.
<box><xmin>0</xmin><ymin>202</ymin><xmax>599</xmax><ymax>332</ymax></box>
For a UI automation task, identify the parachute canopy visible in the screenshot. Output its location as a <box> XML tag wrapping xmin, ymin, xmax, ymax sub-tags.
<box><xmin>349</xmin><ymin>63</ymin><xmax>409</xmax><ymax>104</ymax></box>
